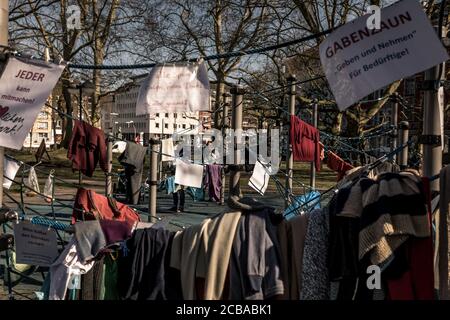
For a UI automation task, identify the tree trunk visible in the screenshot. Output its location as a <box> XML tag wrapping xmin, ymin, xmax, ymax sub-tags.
<box><xmin>214</xmin><ymin>73</ymin><xmax>225</xmax><ymax>129</ymax></box>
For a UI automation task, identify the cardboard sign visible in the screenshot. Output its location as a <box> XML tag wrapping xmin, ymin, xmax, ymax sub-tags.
<box><xmin>174</xmin><ymin>158</ymin><xmax>203</xmax><ymax>188</ymax></box>
<box><xmin>13</xmin><ymin>221</ymin><xmax>58</xmax><ymax>267</ymax></box>
<box><xmin>136</xmin><ymin>62</ymin><xmax>210</xmax><ymax>114</ymax></box>
<box><xmin>319</xmin><ymin>0</ymin><xmax>449</xmax><ymax>110</ymax></box>
<box><xmin>0</xmin><ymin>57</ymin><xmax>65</xmax><ymax>149</ymax></box>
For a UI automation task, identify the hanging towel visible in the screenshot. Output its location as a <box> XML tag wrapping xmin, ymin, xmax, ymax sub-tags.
<box><xmin>161</xmin><ymin>138</ymin><xmax>175</xmax><ymax>162</ymax></box>
<box><xmin>25</xmin><ymin>166</ymin><xmax>40</xmax><ymax>196</ymax></box>
<box><xmin>118</xmin><ymin>142</ymin><xmax>147</xmax><ymax>205</ymax></box>
<box><xmin>43</xmin><ymin>172</ymin><xmax>54</xmax><ymax>203</ymax></box>
<box><xmin>3</xmin><ymin>158</ymin><xmax>20</xmax><ymax>189</ymax></box>
<box><xmin>284</xmin><ymin>191</ymin><xmax>321</xmax><ymax>220</ymax></box>
<box><xmin>67</xmin><ymin>119</ymin><xmax>107</xmax><ymax>177</ymax></box>
<box><xmin>290</xmin><ymin>115</ymin><xmax>321</xmax><ymax>171</ymax></box>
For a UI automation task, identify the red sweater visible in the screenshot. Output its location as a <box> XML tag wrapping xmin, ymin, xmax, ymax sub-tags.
<box><xmin>326</xmin><ymin>151</ymin><xmax>354</xmax><ymax>181</ymax></box>
<box><xmin>72</xmin><ymin>188</ymin><xmax>141</xmax><ymax>224</ymax></box>
<box><xmin>68</xmin><ymin>120</ymin><xmax>107</xmax><ymax>177</ymax></box>
<box><xmin>290</xmin><ymin>115</ymin><xmax>321</xmax><ymax>171</ymax></box>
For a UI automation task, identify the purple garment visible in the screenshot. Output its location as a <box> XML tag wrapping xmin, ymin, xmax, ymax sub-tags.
<box><xmin>205</xmin><ymin>164</ymin><xmax>222</xmax><ymax>202</ymax></box>
<box><xmin>100</xmin><ymin>219</ymin><xmax>133</xmax><ymax>245</ymax></box>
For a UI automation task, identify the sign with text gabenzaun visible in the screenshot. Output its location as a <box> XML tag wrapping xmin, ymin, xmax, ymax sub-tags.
<box><xmin>319</xmin><ymin>0</ymin><xmax>449</xmax><ymax>111</ymax></box>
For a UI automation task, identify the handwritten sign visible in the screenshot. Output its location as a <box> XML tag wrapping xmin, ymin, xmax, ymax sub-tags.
<box><xmin>0</xmin><ymin>57</ymin><xmax>65</xmax><ymax>149</ymax></box>
<box><xmin>136</xmin><ymin>62</ymin><xmax>210</xmax><ymax>114</ymax></box>
<box><xmin>14</xmin><ymin>221</ymin><xmax>58</xmax><ymax>267</ymax></box>
<box><xmin>319</xmin><ymin>0</ymin><xmax>449</xmax><ymax>111</ymax></box>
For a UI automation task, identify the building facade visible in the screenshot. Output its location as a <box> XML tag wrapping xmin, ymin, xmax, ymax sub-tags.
<box><xmin>22</xmin><ymin>105</ymin><xmax>54</xmax><ymax>149</ymax></box>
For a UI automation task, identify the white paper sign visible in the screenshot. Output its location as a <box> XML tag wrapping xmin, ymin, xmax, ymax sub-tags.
<box><xmin>3</xmin><ymin>158</ymin><xmax>20</xmax><ymax>189</ymax></box>
<box><xmin>320</xmin><ymin>0</ymin><xmax>449</xmax><ymax>111</ymax></box>
<box><xmin>14</xmin><ymin>221</ymin><xmax>58</xmax><ymax>267</ymax></box>
<box><xmin>0</xmin><ymin>57</ymin><xmax>65</xmax><ymax>149</ymax></box>
<box><xmin>174</xmin><ymin>158</ymin><xmax>203</xmax><ymax>188</ymax></box>
<box><xmin>248</xmin><ymin>161</ymin><xmax>269</xmax><ymax>195</ymax></box>
<box><xmin>439</xmin><ymin>86</ymin><xmax>445</xmax><ymax>151</ymax></box>
<box><xmin>136</xmin><ymin>62</ymin><xmax>210</xmax><ymax>114</ymax></box>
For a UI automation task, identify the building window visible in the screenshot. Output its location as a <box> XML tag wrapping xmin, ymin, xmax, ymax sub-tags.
<box><xmin>165</xmin><ymin>113</ymin><xmax>169</xmax><ymax>118</ymax></box>
<box><xmin>37</xmin><ymin>122</ymin><xmax>48</xmax><ymax>129</ymax></box>
<box><xmin>182</xmin><ymin>124</ymin><xmax>186</xmax><ymax>129</ymax></box>
<box><xmin>155</xmin><ymin>123</ymin><xmax>160</xmax><ymax>128</ymax></box>
<box><xmin>38</xmin><ymin>111</ymin><xmax>48</xmax><ymax>119</ymax></box>
<box><xmin>156</xmin><ymin>113</ymin><xmax>160</xmax><ymax>117</ymax></box>
<box><xmin>173</xmin><ymin>124</ymin><xmax>177</xmax><ymax>129</ymax></box>
<box><xmin>164</xmin><ymin>123</ymin><xmax>169</xmax><ymax>129</ymax></box>
<box><xmin>56</xmin><ymin>120</ymin><xmax>62</xmax><ymax>128</ymax></box>
<box><xmin>190</xmin><ymin>125</ymin><xmax>195</xmax><ymax>129</ymax></box>
<box><xmin>174</xmin><ymin>113</ymin><xmax>177</xmax><ymax>119</ymax></box>
<box><xmin>38</xmin><ymin>133</ymin><xmax>49</xmax><ymax>141</ymax></box>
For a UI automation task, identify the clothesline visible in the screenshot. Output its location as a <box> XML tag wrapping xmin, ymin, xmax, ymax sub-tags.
<box><xmin>67</xmin><ymin>29</ymin><xmax>335</xmax><ymax>70</ymax></box>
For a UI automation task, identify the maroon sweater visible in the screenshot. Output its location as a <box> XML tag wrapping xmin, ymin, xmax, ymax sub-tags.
<box><xmin>68</xmin><ymin>120</ymin><xmax>107</xmax><ymax>177</ymax></box>
<box><xmin>290</xmin><ymin>115</ymin><xmax>321</xmax><ymax>171</ymax></box>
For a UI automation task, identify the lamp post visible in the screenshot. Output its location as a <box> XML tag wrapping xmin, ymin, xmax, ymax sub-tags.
<box><xmin>110</xmin><ymin>113</ymin><xmax>119</xmax><ymax>137</ymax></box>
<box><xmin>68</xmin><ymin>80</ymin><xmax>96</xmax><ymax>185</ymax></box>
<box><xmin>126</xmin><ymin>120</ymin><xmax>136</xmax><ymax>141</ymax></box>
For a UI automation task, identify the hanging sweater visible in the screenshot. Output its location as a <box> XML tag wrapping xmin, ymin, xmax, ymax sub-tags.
<box><xmin>118</xmin><ymin>142</ymin><xmax>147</xmax><ymax>205</ymax></box>
<box><xmin>290</xmin><ymin>115</ymin><xmax>321</xmax><ymax>171</ymax></box>
<box><xmin>196</xmin><ymin>211</ymin><xmax>242</xmax><ymax>300</ymax></box>
<box><xmin>204</xmin><ymin>164</ymin><xmax>222</xmax><ymax>202</ymax></box>
<box><xmin>229</xmin><ymin>208</ymin><xmax>284</xmax><ymax>300</ymax></box>
<box><xmin>327</xmin><ymin>151</ymin><xmax>354</xmax><ymax>181</ymax></box>
<box><xmin>68</xmin><ymin>120</ymin><xmax>107</xmax><ymax>177</ymax></box>
<box><xmin>118</xmin><ymin>227</ymin><xmax>179</xmax><ymax>300</ymax></box>
<box><xmin>300</xmin><ymin>208</ymin><xmax>329</xmax><ymax>300</ymax></box>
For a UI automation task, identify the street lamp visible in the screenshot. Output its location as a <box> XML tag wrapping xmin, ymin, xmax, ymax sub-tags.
<box><xmin>110</xmin><ymin>113</ymin><xmax>119</xmax><ymax>136</ymax></box>
<box><xmin>68</xmin><ymin>80</ymin><xmax>96</xmax><ymax>123</ymax></box>
<box><xmin>126</xmin><ymin>120</ymin><xmax>137</xmax><ymax>140</ymax></box>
